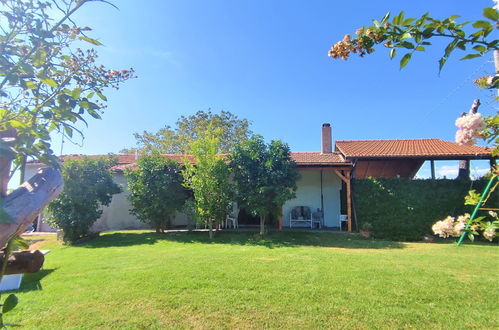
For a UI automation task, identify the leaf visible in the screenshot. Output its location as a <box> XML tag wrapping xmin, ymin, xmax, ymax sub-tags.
<box><xmin>472</xmin><ymin>45</ymin><xmax>486</xmax><ymax>53</ymax></box>
<box><xmin>381</xmin><ymin>12</ymin><xmax>390</xmax><ymax>25</ymax></box>
<box><xmin>71</xmin><ymin>88</ymin><xmax>82</xmax><ymax>99</ymax></box>
<box><xmin>472</xmin><ymin>20</ymin><xmax>492</xmax><ymax>29</ymax></box>
<box><xmin>78</xmin><ymin>36</ymin><xmax>103</xmax><ymax>46</ymax></box>
<box><xmin>87</xmin><ymin>109</ymin><xmax>102</xmax><ymax>119</ymax></box>
<box><xmin>460</xmin><ymin>53</ymin><xmax>482</xmax><ymax>60</ymax></box>
<box><xmin>95</xmin><ymin>91</ymin><xmax>107</xmax><ymax>101</ymax></box>
<box><xmin>2</xmin><ymin>294</ymin><xmax>18</xmax><ymax>314</ymax></box>
<box><xmin>467</xmin><ymin>232</ymin><xmax>475</xmax><ymax>242</ymax></box>
<box><xmin>390</xmin><ymin>48</ymin><xmax>396</xmax><ymax>59</ymax></box>
<box><xmin>19</xmin><ymin>63</ymin><xmax>34</xmax><ymax>76</ymax></box>
<box><xmin>40</xmin><ymin>78</ymin><xmax>57</xmax><ymax>88</ymax></box>
<box><xmin>399</xmin><ymin>53</ymin><xmax>412</xmax><ymax>69</ymax></box>
<box><xmin>483</xmin><ymin>7</ymin><xmax>499</xmax><ymax>21</ymax></box>
<box><xmin>438</xmin><ymin>57</ymin><xmax>447</xmax><ymax>72</ymax></box>
<box><xmin>400</xmin><ymin>32</ymin><xmax>412</xmax><ymax>40</ymax></box>
<box><xmin>25</xmin><ymin>81</ymin><xmax>37</xmax><ymax>90</ymax></box>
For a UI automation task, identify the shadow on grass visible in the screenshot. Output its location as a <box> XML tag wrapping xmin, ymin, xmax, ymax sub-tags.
<box><xmin>12</xmin><ymin>268</ymin><xmax>57</xmax><ymax>293</ymax></box>
<box><xmin>78</xmin><ymin>231</ymin><xmax>405</xmax><ymax>250</ymax></box>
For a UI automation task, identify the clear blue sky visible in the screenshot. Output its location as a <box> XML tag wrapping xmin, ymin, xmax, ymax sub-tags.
<box><xmin>61</xmin><ymin>0</ymin><xmax>495</xmax><ymax>178</ymax></box>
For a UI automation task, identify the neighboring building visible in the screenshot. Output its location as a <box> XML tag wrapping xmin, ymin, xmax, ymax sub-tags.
<box><xmin>26</xmin><ymin>123</ymin><xmax>494</xmax><ymax>233</ymax></box>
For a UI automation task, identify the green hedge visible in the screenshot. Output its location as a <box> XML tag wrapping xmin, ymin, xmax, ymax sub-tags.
<box><xmin>353</xmin><ymin>178</ymin><xmax>497</xmax><ymax>241</ymax></box>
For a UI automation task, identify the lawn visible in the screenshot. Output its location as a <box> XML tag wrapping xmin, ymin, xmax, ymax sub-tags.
<box><xmin>5</xmin><ymin>231</ymin><xmax>498</xmax><ymax>329</ymax></box>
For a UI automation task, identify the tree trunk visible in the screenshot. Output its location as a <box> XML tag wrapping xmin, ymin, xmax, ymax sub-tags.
<box><xmin>208</xmin><ymin>220</ymin><xmax>213</xmax><ymax>239</ymax></box>
<box><xmin>0</xmin><ymin>167</ymin><xmax>63</xmax><ymax>249</ymax></box>
<box><xmin>260</xmin><ymin>214</ymin><xmax>266</xmax><ymax>236</ymax></box>
<box><xmin>0</xmin><ymin>250</ymin><xmax>45</xmax><ymax>275</ymax></box>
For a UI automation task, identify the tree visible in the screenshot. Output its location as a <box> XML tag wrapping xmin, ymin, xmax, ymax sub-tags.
<box><xmin>126</xmin><ymin>154</ymin><xmax>189</xmax><ymax>233</ymax></box>
<box><xmin>182</xmin><ymin>130</ymin><xmax>233</xmax><ymax>239</ymax></box>
<box><xmin>0</xmin><ymin>0</ymin><xmax>132</xmax><ymax>323</ymax></box>
<box><xmin>0</xmin><ymin>0</ymin><xmax>134</xmax><ymax>246</ymax></box>
<box><xmin>124</xmin><ymin>110</ymin><xmax>252</xmax><ymax>154</ymax></box>
<box><xmin>328</xmin><ymin>3</ymin><xmax>498</xmax><ymax>242</ymax></box>
<box><xmin>0</xmin><ymin>0</ymin><xmax>134</xmax><ymax>170</ymax></box>
<box><xmin>229</xmin><ymin>136</ymin><xmax>298</xmax><ymax>235</ymax></box>
<box><xmin>328</xmin><ymin>4</ymin><xmax>499</xmax><ymax>156</ymax></box>
<box><xmin>47</xmin><ymin>156</ymin><xmax>121</xmax><ymax>243</ymax></box>
<box><xmin>328</xmin><ymin>7</ymin><xmax>498</xmax><ymax>71</ymax></box>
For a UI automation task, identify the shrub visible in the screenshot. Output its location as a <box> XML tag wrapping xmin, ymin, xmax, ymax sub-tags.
<box><xmin>47</xmin><ymin>156</ymin><xmax>121</xmax><ymax>243</ymax></box>
<box><xmin>126</xmin><ymin>154</ymin><xmax>189</xmax><ymax>233</ymax></box>
<box><xmin>353</xmin><ymin>178</ymin><xmax>496</xmax><ymax>241</ymax></box>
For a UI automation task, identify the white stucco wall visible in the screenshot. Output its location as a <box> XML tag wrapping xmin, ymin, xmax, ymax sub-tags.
<box><xmin>93</xmin><ymin>173</ymin><xmax>189</xmax><ymax>231</ymax></box>
<box><xmin>26</xmin><ymin>164</ymin><xmax>343</xmax><ymax>231</ymax></box>
<box><xmin>282</xmin><ymin>169</ymin><xmax>342</xmax><ymax>228</ymax></box>
<box><xmin>25</xmin><ymin>165</ymin><xmax>188</xmax><ymax>232</ymax></box>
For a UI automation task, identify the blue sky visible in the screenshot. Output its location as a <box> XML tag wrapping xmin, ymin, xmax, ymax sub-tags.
<box><xmin>60</xmin><ymin>0</ymin><xmax>496</xmax><ymax>178</ymax></box>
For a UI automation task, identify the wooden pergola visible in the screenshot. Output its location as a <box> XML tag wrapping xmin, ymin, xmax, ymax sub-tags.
<box><xmin>278</xmin><ymin>164</ymin><xmax>354</xmax><ymax>232</ymax></box>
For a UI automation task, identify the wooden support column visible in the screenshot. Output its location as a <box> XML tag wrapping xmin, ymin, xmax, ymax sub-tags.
<box><xmin>345</xmin><ymin>171</ymin><xmax>352</xmax><ymax>232</ymax></box>
<box><xmin>334</xmin><ymin>169</ymin><xmax>353</xmax><ymax>232</ymax></box>
<box><xmin>278</xmin><ymin>215</ymin><xmax>283</xmax><ymax>231</ymax></box>
<box><xmin>430</xmin><ymin>160</ymin><xmax>436</xmax><ymax>179</ymax></box>
<box><xmin>457</xmin><ymin>160</ymin><xmax>470</xmax><ymax>180</ymax></box>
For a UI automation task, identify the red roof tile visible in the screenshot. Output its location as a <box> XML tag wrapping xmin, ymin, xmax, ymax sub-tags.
<box><xmin>290</xmin><ymin>152</ymin><xmax>349</xmax><ymax>166</ymax></box>
<box><xmin>336</xmin><ymin>139</ymin><xmax>493</xmax><ymax>159</ymax></box>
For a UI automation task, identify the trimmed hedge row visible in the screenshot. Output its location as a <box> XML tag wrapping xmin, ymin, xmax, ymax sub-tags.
<box><xmin>353</xmin><ymin>178</ymin><xmax>497</xmax><ymax>241</ymax></box>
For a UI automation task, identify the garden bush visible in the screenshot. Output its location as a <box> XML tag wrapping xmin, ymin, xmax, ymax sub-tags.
<box><xmin>353</xmin><ymin>178</ymin><xmax>497</xmax><ymax>241</ymax></box>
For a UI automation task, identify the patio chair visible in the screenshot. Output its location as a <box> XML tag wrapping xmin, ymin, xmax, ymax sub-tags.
<box><xmin>339</xmin><ymin>214</ymin><xmax>348</xmax><ymax>231</ymax></box>
<box><xmin>289</xmin><ymin>206</ymin><xmax>313</xmax><ymax>228</ymax></box>
<box><xmin>225</xmin><ymin>202</ymin><xmax>239</xmax><ymax>229</ymax></box>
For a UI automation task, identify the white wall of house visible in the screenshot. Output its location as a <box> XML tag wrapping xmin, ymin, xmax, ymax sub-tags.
<box><xmin>282</xmin><ymin>169</ymin><xmax>342</xmax><ymax>228</ymax></box>
<box><xmin>27</xmin><ymin>165</ymin><xmax>342</xmax><ymax>231</ymax></box>
<box><xmin>93</xmin><ymin>173</ymin><xmax>189</xmax><ymax>231</ymax></box>
<box><xmin>25</xmin><ymin>165</ymin><xmax>189</xmax><ymax>232</ymax></box>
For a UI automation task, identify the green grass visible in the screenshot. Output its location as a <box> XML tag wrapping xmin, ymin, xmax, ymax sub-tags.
<box><xmin>5</xmin><ymin>231</ymin><xmax>498</xmax><ymax>329</ymax></box>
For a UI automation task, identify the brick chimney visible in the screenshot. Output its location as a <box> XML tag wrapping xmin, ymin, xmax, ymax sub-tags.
<box><xmin>321</xmin><ymin>123</ymin><xmax>332</xmax><ymax>154</ymax></box>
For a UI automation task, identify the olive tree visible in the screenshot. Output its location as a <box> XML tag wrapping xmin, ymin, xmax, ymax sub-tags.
<box><xmin>229</xmin><ymin>136</ymin><xmax>298</xmax><ymax>235</ymax></box>
<box><xmin>126</xmin><ymin>154</ymin><xmax>189</xmax><ymax>233</ymax></box>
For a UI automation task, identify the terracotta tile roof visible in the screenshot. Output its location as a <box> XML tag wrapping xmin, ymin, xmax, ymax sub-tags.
<box><xmin>28</xmin><ymin>151</ymin><xmax>350</xmax><ymax>172</ymax></box>
<box><xmin>111</xmin><ymin>154</ymin><xmax>196</xmax><ymax>172</ymax></box>
<box><xmin>336</xmin><ymin>139</ymin><xmax>493</xmax><ymax>159</ymax></box>
<box><xmin>290</xmin><ymin>152</ymin><xmax>349</xmax><ymax>166</ymax></box>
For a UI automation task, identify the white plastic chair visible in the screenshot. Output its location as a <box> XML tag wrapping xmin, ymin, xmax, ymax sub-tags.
<box><xmin>339</xmin><ymin>214</ymin><xmax>348</xmax><ymax>231</ymax></box>
<box><xmin>225</xmin><ymin>203</ymin><xmax>239</xmax><ymax>229</ymax></box>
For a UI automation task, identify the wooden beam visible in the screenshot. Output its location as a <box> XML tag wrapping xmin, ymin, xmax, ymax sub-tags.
<box><xmin>333</xmin><ymin>169</ymin><xmax>348</xmax><ymax>184</ymax></box>
<box><xmin>346</xmin><ymin>171</ymin><xmax>352</xmax><ymax>232</ymax></box>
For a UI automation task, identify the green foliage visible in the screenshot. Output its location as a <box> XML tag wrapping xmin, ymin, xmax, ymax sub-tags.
<box><xmin>126</xmin><ymin>110</ymin><xmax>252</xmax><ymax>154</ymax></box>
<box><xmin>182</xmin><ymin>130</ymin><xmax>233</xmax><ymax>238</ymax></box>
<box><xmin>126</xmin><ymin>154</ymin><xmax>189</xmax><ymax>233</ymax></box>
<box><xmin>229</xmin><ymin>135</ymin><xmax>298</xmax><ymax>235</ymax></box>
<box><xmin>0</xmin><ymin>0</ymin><xmax>134</xmax><ymax>169</ymax></box>
<box><xmin>354</xmin><ymin>178</ymin><xmax>497</xmax><ymax>241</ymax></box>
<box><xmin>47</xmin><ymin>156</ymin><xmax>121</xmax><ymax>243</ymax></box>
<box><xmin>0</xmin><ymin>235</ymin><xmax>28</xmax><ymax>327</ymax></box>
<box><xmin>329</xmin><ymin>6</ymin><xmax>498</xmax><ymax>71</ymax></box>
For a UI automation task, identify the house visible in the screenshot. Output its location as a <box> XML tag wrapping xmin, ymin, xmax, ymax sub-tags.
<box><xmin>26</xmin><ymin>123</ymin><xmax>494</xmax><ymax>233</ymax></box>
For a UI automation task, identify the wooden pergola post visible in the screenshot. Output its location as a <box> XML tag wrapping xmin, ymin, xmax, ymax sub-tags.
<box><xmin>334</xmin><ymin>169</ymin><xmax>352</xmax><ymax>232</ymax></box>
